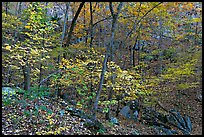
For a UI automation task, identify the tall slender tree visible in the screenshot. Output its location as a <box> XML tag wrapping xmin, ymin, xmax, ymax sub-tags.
<box><xmin>106</xmin><ymin>2</ymin><xmax>123</xmax><ymax>120</ymax></box>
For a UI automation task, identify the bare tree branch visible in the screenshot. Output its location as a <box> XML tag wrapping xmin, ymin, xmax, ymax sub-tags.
<box><xmin>39</xmin><ymin>70</ymin><xmax>62</xmax><ymax>86</ymax></box>
<box><xmin>123</xmin><ymin>2</ymin><xmax>163</xmax><ymax>44</ymax></box>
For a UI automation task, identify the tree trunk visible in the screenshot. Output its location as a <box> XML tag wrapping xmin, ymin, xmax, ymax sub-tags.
<box><xmin>5</xmin><ymin>2</ymin><xmax>9</xmax><ymax>14</ymax></box>
<box><xmin>105</xmin><ymin>2</ymin><xmax>123</xmax><ymax>120</ymax></box>
<box><xmin>6</xmin><ymin>66</ymin><xmax>12</xmax><ymax>85</ymax></box>
<box><xmin>130</xmin><ymin>46</ymin><xmax>133</xmax><ymax>66</ymax></box>
<box><xmin>23</xmin><ymin>64</ymin><xmax>31</xmax><ymax>91</ymax></box>
<box><xmin>194</xmin><ymin>22</ymin><xmax>198</xmax><ymax>46</ymax></box>
<box><xmin>58</xmin><ymin>2</ymin><xmax>69</xmax><ymax>63</ymax></box>
<box><xmin>64</xmin><ymin>2</ymin><xmax>85</xmax><ymax>49</ymax></box>
<box><xmin>132</xmin><ymin>38</ymin><xmax>138</xmax><ymax>67</ymax></box>
<box><xmin>89</xmin><ymin>2</ymin><xmax>94</xmax><ymax>48</ymax></box>
<box><xmin>158</xmin><ymin>19</ymin><xmax>163</xmax><ymax>75</ymax></box>
<box><xmin>15</xmin><ymin>2</ymin><xmax>18</xmax><ymax>16</ymax></box>
<box><xmin>83</xmin><ymin>4</ymin><xmax>88</xmax><ymax>46</ymax></box>
<box><xmin>92</xmin><ymin>53</ymin><xmax>109</xmax><ymax>121</ymax></box>
<box><xmin>18</xmin><ymin>2</ymin><xmax>22</xmax><ymax>16</ymax></box>
<box><xmin>138</xmin><ymin>41</ymin><xmax>141</xmax><ymax>72</ymax></box>
<box><xmin>133</xmin><ymin>48</ymin><xmax>135</xmax><ymax>67</ymax></box>
<box><xmin>45</xmin><ymin>2</ymin><xmax>48</xmax><ymax>14</ymax></box>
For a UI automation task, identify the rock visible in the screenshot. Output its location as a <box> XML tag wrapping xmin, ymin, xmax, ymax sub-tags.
<box><xmin>166</xmin><ymin>113</ymin><xmax>178</xmax><ymax>125</ymax></box>
<box><xmin>167</xmin><ymin>109</ymin><xmax>192</xmax><ymax>135</ymax></box>
<box><xmin>66</xmin><ymin>107</ymin><xmax>86</xmax><ymax>118</ymax></box>
<box><xmin>183</xmin><ymin>115</ymin><xmax>192</xmax><ymax>132</ymax></box>
<box><xmin>172</xmin><ymin>110</ymin><xmax>186</xmax><ymax>128</ymax></box>
<box><xmin>59</xmin><ymin>110</ymin><xmax>65</xmax><ymax>117</ymax></box>
<box><xmin>120</xmin><ymin>106</ymin><xmax>130</xmax><ymax>118</ymax></box>
<box><xmin>154</xmin><ymin>125</ymin><xmax>178</xmax><ymax>135</ymax></box>
<box><xmin>139</xmin><ymin>106</ymin><xmax>193</xmax><ymax>135</ymax></box>
<box><xmin>196</xmin><ymin>94</ymin><xmax>202</xmax><ymax>102</ymax></box>
<box><xmin>84</xmin><ymin>118</ymin><xmax>106</xmax><ymax>132</ymax></box>
<box><xmin>132</xmin><ymin>110</ymin><xmax>139</xmax><ymax>121</ymax></box>
<box><xmin>109</xmin><ymin>117</ymin><xmax>119</xmax><ymax>125</ymax></box>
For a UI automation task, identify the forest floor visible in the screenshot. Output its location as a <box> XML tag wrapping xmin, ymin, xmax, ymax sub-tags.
<box><xmin>2</xmin><ymin>85</ymin><xmax>202</xmax><ymax>135</ymax></box>
<box><xmin>156</xmin><ymin>87</ymin><xmax>202</xmax><ymax>135</ymax></box>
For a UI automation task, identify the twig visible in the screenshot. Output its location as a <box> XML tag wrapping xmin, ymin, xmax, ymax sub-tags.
<box><xmin>38</xmin><ymin>69</ymin><xmax>62</xmax><ymax>86</ymax></box>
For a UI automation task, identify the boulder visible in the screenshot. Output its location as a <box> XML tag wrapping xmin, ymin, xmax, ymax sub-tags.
<box><xmin>154</xmin><ymin>125</ymin><xmax>178</xmax><ymax>135</ymax></box>
<box><xmin>66</xmin><ymin>107</ymin><xmax>86</xmax><ymax>118</ymax></box>
<box><xmin>183</xmin><ymin>115</ymin><xmax>192</xmax><ymax>133</ymax></box>
<box><xmin>141</xmin><ymin>107</ymin><xmax>192</xmax><ymax>135</ymax></box>
<box><xmin>83</xmin><ymin>118</ymin><xmax>106</xmax><ymax>132</ymax></box>
<box><xmin>109</xmin><ymin>117</ymin><xmax>119</xmax><ymax>125</ymax></box>
<box><xmin>167</xmin><ymin>109</ymin><xmax>192</xmax><ymax>135</ymax></box>
<box><xmin>120</xmin><ymin>106</ymin><xmax>131</xmax><ymax>118</ymax></box>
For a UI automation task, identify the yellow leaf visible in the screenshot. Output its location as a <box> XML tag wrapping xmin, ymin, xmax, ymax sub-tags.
<box><xmin>25</xmin><ymin>25</ymin><xmax>31</xmax><ymax>29</ymax></box>
<box><xmin>36</xmin><ymin>132</ymin><xmax>41</xmax><ymax>135</ymax></box>
<box><xmin>47</xmin><ymin>115</ymin><xmax>52</xmax><ymax>119</ymax></box>
<box><xmin>49</xmin><ymin>120</ymin><xmax>54</xmax><ymax>125</ymax></box>
<box><xmin>192</xmin><ymin>18</ymin><xmax>201</xmax><ymax>23</ymax></box>
<box><xmin>57</xmin><ymin>130</ymin><xmax>61</xmax><ymax>134</ymax></box>
<box><xmin>31</xmin><ymin>49</ymin><xmax>38</xmax><ymax>55</ymax></box>
<box><xmin>5</xmin><ymin>45</ymin><xmax>11</xmax><ymax>50</ymax></box>
<box><xmin>45</xmin><ymin>56</ymin><xmax>50</xmax><ymax>59</ymax></box>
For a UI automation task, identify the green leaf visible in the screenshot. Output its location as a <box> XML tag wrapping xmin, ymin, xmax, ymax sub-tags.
<box><xmin>24</xmin><ymin>110</ymin><xmax>31</xmax><ymax>117</ymax></box>
<box><xmin>47</xmin><ymin>109</ymin><xmax>53</xmax><ymax>115</ymax></box>
<box><xmin>103</xmin><ymin>108</ymin><xmax>109</xmax><ymax>113</ymax></box>
<box><xmin>39</xmin><ymin>105</ymin><xmax>47</xmax><ymax>111</ymax></box>
<box><xmin>83</xmin><ymin>85</ymin><xmax>88</xmax><ymax>90</ymax></box>
<box><xmin>79</xmin><ymin>70</ymin><xmax>84</xmax><ymax>74</ymax></box>
<box><xmin>71</xmin><ymin>67</ymin><xmax>75</xmax><ymax>71</ymax></box>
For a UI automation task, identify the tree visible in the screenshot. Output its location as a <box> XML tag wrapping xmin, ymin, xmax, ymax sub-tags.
<box><xmin>58</xmin><ymin>2</ymin><xmax>70</xmax><ymax>63</ymax></box>
<box><xmin>2</xmin><ymin>2</ymin><xmax>60</xmax><ymax>90</ymax></box>
<box><xmin>63</xmin><ymin>2</ymin><xmax>85</xmax><ymax>49</ymax></box>
<box><xmin>92</xmin><ymin>53</ymin><xmax>109</xmax><ymax>121</ymax></box>
<box><xmin>89</xmin><ymin>2</ymin><xmax>94</xmax><ymax>48</ymax></box>
<box><xmin>105</xmin><ymin>2</ymin><xmax>123</xmax><ymax>120</ymax></box>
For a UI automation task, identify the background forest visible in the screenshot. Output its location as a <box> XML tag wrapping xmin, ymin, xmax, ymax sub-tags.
<box><xmin>2</xmin><ymin>2</ymin><xmax>202</xmax><ymax>135</ymax></box>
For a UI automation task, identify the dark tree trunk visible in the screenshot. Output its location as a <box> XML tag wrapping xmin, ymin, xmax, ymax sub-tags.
<box><xmin>18</xmin><ymin>2</ymin><xmax>22</xmax><ymax>15</ymax></box>
<box><xmin>133</xmin><ymin>49</ymin><xmax>135</xmax><ymax>67</ymax></box>
<box><xmin>83</xmin><ymin>4</ymin><xmax>88</xmax><ymax>46</ymax></box>
<box><xmin>64</xmin><ymin>2</ymin><xmax>85</xmax><ymax>49</ymax></box>
<box><xmin>6</xmin><ymin>66</ymin><xmax>12</xmax><ymax>84</ymax></box>
<box><xmin>58</xmin><ymin>2</ymin><xmax>69</xmax><ymax>63</ymax></box>
<box><xmin>89</xmin><ymin>2</ymin><xmax>94</xmax><ymax>48</ymax></box>
<box><xmin>158</xmin><ymin>20</ymin><xmax>163</xmax><ymax>75</ymax></box>
<box><xmin>130</xmin><ymin>46</ymin><xmax>133</xmax><ymax>66</ymax></box>
<box><xmin>105</xmin><ymin>2</ymin><xmax>123</xmax><ymax>120</ymax></box>
<box><xmin>5</xmin><ymin>2</ymin><xmax>9</xmax><ymax>14</ymax></box>
<box><xmin>194</xmin><ymin>22</ymin><xmax>198</xmax><ymax>46</ymax></box>
<box><xmin>23</xmin><ymin>64</ymin><xmax>31</xmax><ymax>91</ymax></box>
